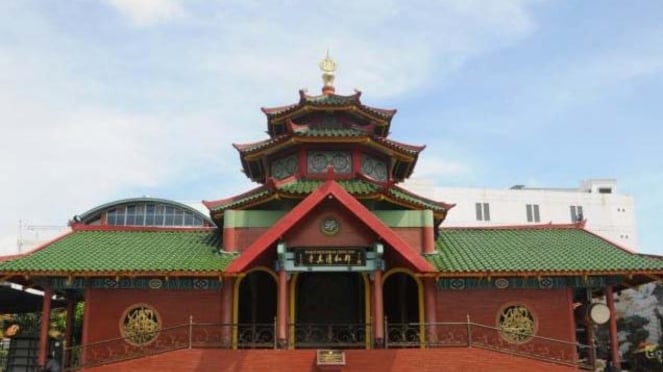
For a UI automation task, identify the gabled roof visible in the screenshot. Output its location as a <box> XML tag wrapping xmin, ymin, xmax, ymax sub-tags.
<box><xmin>225</xmin><ymin>180</ymin><xmax>436</xmax><ymax>273</ymax></box>
<box><xmin>428</xmin><ymin>224</ymin><xmax>663</xmax><ymax>277</ymax></box>
<box><xmin>0</xmin><ymin>226</ymin><xmax>233</xmax><ymax>276</ymax></box>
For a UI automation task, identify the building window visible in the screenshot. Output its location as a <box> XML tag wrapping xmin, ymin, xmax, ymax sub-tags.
<box><xmin>475</xmin><ymin>202</ymin><xmax>490</xmax><ymax>221</ymax></box>
<box><xmin>526</xmin><ymin>204</ymin><xmax>540</xmax><ymax>223</ymax></box>
<box><xmin>105</xmin><ymin>204</ymin><xmax>205</xmax><ymax>227</ymax></box>
<box><xmin>120</xmin><ymin>304</ymin><xmax>161</xmax><ymax>346</ymax></box>
<box><xmin>307</xmin><ymin>151</ymin><xmax>352</xmax><ymax>174</ymax></box>
<box><xmin>570</xmin><ymin>205</ymin><xmax>584</xmax><ymax>222</ymax></box>
<box><xmin>598</xmin><ymin>187</ymin><xmax>612</xmax><ymax>194</ymax></box>
<box><xmin>497</xmin><ymin>304</ymin><xmax>536</xmax><ymax>344</ymax></box>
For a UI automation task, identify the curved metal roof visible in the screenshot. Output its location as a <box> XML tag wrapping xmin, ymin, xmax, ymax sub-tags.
<box><xmin>75</xmin><ymin>197</ymin><xmax>214</xmax><ymax>225</ymax></box>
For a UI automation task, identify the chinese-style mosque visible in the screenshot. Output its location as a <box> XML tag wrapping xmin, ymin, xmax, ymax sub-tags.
<box><xmin>2</xmin><ymin>54</ymin><xmax>663</xmax><ymax>372</ymax></box>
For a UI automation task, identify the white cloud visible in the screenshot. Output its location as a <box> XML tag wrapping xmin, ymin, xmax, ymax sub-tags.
<box><xmin>105</xmin><ymin>0</ymin><xmax>184</xmax><ymax>26</ymax></box>
<box><xmin>411</xmin><ymin>155</ymin><xmax>472</xmax><ymax>180</ymax></box>
<box><xmin>0</xmin><ymin>0</ymin><xmax>542</xmax><ymax>255</ymax></box>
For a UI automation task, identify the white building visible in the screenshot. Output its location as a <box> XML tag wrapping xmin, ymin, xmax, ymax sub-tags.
<box><xmin>404</xmin><ymin>178</ymin><xmax>638</xmax><ymax>251</ymax></box>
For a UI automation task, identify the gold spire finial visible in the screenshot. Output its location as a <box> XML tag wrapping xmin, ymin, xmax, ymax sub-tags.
<box><xmin>319</xmin><ymin>50</ymin><xmax>337</xmax><ymax>94</ymax></box>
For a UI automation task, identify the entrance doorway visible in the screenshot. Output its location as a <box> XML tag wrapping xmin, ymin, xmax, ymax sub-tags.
<box><xmin>237</xmin><ymin>269</ymin><xmax>277</xmax><ymax>348</ymax></box>
<box><xmin>383</xmin><ymin>271</ymin><xmax>421</xmax><ymax>347</ymax></box>
<box><xmin>293</xmin><ymin>272</ymin><xmax>367</xmax><ymax>348</ymax></box>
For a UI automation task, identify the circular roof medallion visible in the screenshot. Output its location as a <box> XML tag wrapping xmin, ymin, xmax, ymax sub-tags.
<box><xmin>589</xmin><ymin>303</ymin><xmax>611</xmax><ymax>325</ymax></box>
<box><xmin>320</xmin><ymin>216</ymin><xmax>340</xmax><ymax>236</ymax></box>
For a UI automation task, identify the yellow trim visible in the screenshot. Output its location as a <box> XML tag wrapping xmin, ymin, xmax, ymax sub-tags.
<box><xmin>288</xmin><ymin>272</ymin><xmax>299</xmax><ymax>349</ymax></box>
<box><xmin>382</xmin><ymin>268</ymin><xmax>426</xmax><ymax>348</ymax></box>
<box><xmin>232</xmin><ymin>266</ymin><xmax>278</xmax><ymax>349</ymax></box>
<box><xmin>361</xmin><ymin>273</ymin><xmax>372</xmax><ymax>349</ymax></box>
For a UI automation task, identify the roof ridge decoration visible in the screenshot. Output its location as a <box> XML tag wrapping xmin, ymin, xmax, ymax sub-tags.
<box><xmin>320</xmin><ymin>50</ymin><xmax>337</xmax><ymax>95</ymax></box>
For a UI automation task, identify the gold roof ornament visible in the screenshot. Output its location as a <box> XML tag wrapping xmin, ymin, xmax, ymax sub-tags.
<box><xmin>319</xmin><ymin>50</ymin><xmax>337</xmax><ymax>94</ymax></box>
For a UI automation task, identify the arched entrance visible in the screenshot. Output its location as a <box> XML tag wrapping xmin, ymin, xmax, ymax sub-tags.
<box><xmin>383</xmin><ymin>270</ymin><xmax>423</xmax><ymax>347</ymax></box>
<box><xmin>235</xmin><ymin>268</ymin><xmax>277</xmax><ymax>348</ymax></box>
<box><xmin>292</xmin><ymin>272</ymin><xmax>368</xmax><ymax>348</ymax></box>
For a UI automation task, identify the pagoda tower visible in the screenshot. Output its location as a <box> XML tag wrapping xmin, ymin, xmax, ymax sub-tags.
<box><xmin>204</xmin><ymin>54</ymin><xmax>453</xmax><ymax>231</ymax></box>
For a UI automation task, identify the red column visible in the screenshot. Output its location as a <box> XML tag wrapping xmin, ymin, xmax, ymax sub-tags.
<box><xmin>277</xmin><ymin>270</ymin><xmax>289</xmax><ymax>348</ymax></box>
<box><xmin>424</xmin><ymin>277</ymin><xmax>437</xmax><ymax>346</ymax></box>
<box><xmin>373</xmin><ymin>270</ymin><xmax>384</xmax><ymax>347</ymax></box>
<box><xmin>424</xmin><ymin>277</ymin><xmax>436</xmax><ymax>324</ymax></box>
<box><xmin>221</xmin><ymin>277</ymin><xmax>234</xmax><ymax>348</ymax></box>
<box><xmin>38</xmin><ymin>287</ymin><xmax>53</xmax><ymax>367</ymax></box>
<box><xmin>80</xmin><ymin>288</ymin><xmax>91</xmax><ymax>365</ymax></box>
<box><xmin>606</xmin><ymin>285</ymin><xmax>621</xmax><ymax>370</ymax></box>
<box><xmin>566</xmin><ymin>288</ymin><xmax>578</xmax><ymax>364</ymax></box>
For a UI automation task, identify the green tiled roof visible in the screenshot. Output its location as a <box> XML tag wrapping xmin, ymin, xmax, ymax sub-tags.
<box><xmin>0</xmin><ymin>229</ymin><xmax>234</xmax><ymax>274</ymax></box>
<box><xmin>388</xmin><ymin>188</ymin><xmax>447</xmax><ymax>212</ymax></box>
<box><xmin>304</xmin><ymin>94</ymin><xmax>360</xmax><ymax>105</ymax></box>
<box><xmin>263</xmin><ymin>92</ymin><xmax>395</xmax><ymax>120</ymax></box>
<box><xmin>428</xmin><ymin>227</ymin><xmax>663</xmax><ymax>274</ymax></box>
<box><xmin>277</xmin><ymin>179</ymin><xmax>380</xmax><ymax>195</ymax></box>
<box><xmin>209</xmin><ymin>180</ymin><xmax>449</xmax><ymax>213</ymax></box>
<box><xmin>207</xmin><ymin>188</ymin><xmax>272</xmax><ymax>212</ymax></box>
<box><xmin>293</xmin><ymin>128</ymin><xmax>365</xmax><ymax>137</ymax></box>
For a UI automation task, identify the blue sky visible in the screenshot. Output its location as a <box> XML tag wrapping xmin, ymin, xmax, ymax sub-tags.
<box><xmin>0</xmin><ymin>0</ymin><xmax>661</xmax><ymax>255</ymax></box>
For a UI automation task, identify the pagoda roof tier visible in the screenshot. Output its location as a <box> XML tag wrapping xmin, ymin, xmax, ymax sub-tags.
<box><xmin>261</xmin><ymin>90</ymin><xmax>396</xmax><ymax>137</ymax></box>
<box><xmin>203</xmin><ymin>179</ymin><xmax>453</xmax><ymax>223</ymax></box>
<box><xmin>427</xmin><ymin>224</ymin><xmax>663</xmax><ymax>283</ymax></box>
<box><xmin>234</xmin><ymin>130</ymin><xmax>425</xmax><ymax>184</ymax></box>
<box><xmin>234</xmin><ymin>131</ymin><xmax>424</xmax><ymax>159</ymax></box>
<box><xmin>0</xmin><ymin>226</ymin><xmax>235</xmax><ymax>277</ymax></box>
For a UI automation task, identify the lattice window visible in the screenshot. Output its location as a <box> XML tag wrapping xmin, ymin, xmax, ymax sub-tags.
<box><xmin>271</xmin><ymin>154</ymin><xmax>299</xmax><ymax>180</ymax></box>
<box><xmin>120</xmin><ymin>304</ymin><xmax>161</xmax><ymax>346</ymax></box>
<box><xmin>360</xmin><ymin>154</ymin><xmax>387</xmax><ymax>181</ymax></box>
<box><xmin>307</xmin><ymin>151</ymin><xmax>352</xmax><ymax>174</ymax></box>
<box><xmin>497</xmin><ymin>304</ymin><xmax>536</xmax><ymax>343</ymax></box>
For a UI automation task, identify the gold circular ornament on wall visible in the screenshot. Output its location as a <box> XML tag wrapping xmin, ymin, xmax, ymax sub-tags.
<box><xmin>320</xmin><ymin>216</ymin><xmax>340</xmax><ymax>236</ymax></box>
<box><xmin>497</xmin><ymin>304</ymin><xmax>536</xmax><ymax>344</ymax></box>
<box><xmin>120</xmin><ymin>303</ymin><xmax>161</xmax><ymax>346</ymax></box>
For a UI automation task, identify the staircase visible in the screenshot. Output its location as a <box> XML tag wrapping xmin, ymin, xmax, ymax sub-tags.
<box><xmin>84</xmin><ymin>348</ymin><xmax>578</xmax><ymax>372</ymax></box>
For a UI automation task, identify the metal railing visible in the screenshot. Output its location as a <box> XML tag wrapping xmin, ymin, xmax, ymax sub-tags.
<box><xmin>385</xmin><ymin>318</ymin><xmax>591</xmax><ymax>369</ymax></box>
<box><xmin>289</xmin><ymin>323</ymin><xmax>369</xmax><ymax>349</ymax></box>
<box><xmin>63</xmin><ymin>317</ymin><xmax>591</xmax><ymax>370</ymax></box>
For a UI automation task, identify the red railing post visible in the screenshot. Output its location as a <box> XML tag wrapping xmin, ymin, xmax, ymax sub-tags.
<box><xmin>188</xmin><ymin>315</ymin><xmax>193</xmax><ymax>349</ymax></box>
<box><xmin>466</xmin><ymin>314</ymin><xmax>472</xmax><ymax>347</ymax></box>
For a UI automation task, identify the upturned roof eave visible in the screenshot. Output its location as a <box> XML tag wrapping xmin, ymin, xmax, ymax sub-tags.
<box><xmin>261</xmin><ymin>91</ymin><xmax>396</xmax><ymax>125</ymax></box>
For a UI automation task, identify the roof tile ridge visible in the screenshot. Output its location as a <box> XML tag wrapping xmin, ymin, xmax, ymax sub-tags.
<box><xmin>0</xmin><ymin>228</ymin><xmax>75</xmax><ymax>262</ymax></box>
<box><xmin>376</xmin><ymin>136</ymin><xmax>426</xmax><ymax>152</ymax></box>
<box><xmin>261</xmin><ymin>103</ymin><xmax>299</xmax><ymax>115</ymax></box>
<box><xmin>233</xmin><ymin>134</ymin><xmax>290</xmax><ymax>151</ymax></box>
<box><xmin>577</xmin><ymin>225</ymin><xmax>641</xmax><ymax>255</ymax></box>
<box><xmin>390</xmin><ymin>184</ymin><xmax>455</xmax><ymax>209</ymax></box>
<box><xmin>203</xmin><ymin>185</ymin><xmax>270</xmax><ymax>209</ymax></box>
<box><xmin>300</xmin><ymin>89</ymin><xmax>362</xmax><ymax>102</ymax></box>
<box><xmin>71</xmin><ymin>224</ymin><xmax>217</xmax><ymax>233</ymax></box>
